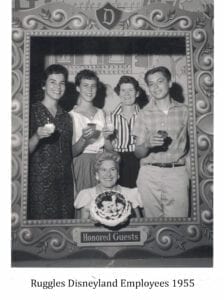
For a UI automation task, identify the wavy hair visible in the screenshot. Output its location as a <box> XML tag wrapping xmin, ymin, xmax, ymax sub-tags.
<box><xmin>114</xmin><ymin>75</ymin><xmax>140</xmax><ymax>95</ymax></box>
<box><xmin>94</xmin><ymin>151</ymin><xmax>121</xmax><ymax>173</ymax></box>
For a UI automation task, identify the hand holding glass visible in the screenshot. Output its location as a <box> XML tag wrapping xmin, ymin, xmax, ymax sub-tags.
<box><xmin>36</xmin><ymin>123</ymin><xmax>55</xmax><ymax>139</ymax></box>
<box><xmin>44</xmin><ymin>123</ymin><xmax>55</xmax><ymax>134</ymax></box>
<box><xmin>82</xmin><ymin>125</ymin><xmax>96</xmax><ymax>141</ymax></box>
<box><xmin>145</xmin><ymin>131</ymin><xmax>166</xmax><ymax>148</ymax></box>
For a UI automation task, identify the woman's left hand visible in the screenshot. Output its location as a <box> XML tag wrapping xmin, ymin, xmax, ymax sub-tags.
<box><xmin>102</xmin><ymin>126</ymin><xmax>114</xmax><ymax>139</ymax></box>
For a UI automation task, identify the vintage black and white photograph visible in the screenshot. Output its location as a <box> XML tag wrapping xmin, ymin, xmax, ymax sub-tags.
<box><xmin>11</xmin><ymin>0</ymin><xmax>213</xmax><ymax>267</ymax></box>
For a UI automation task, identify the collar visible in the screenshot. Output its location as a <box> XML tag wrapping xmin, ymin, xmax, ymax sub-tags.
<box><xmin>113</xmin><ymin>103</ymin><xmax>140</xmax><ymax>117</ymax></box>
<box><xmin>143</xmin><ymin>98</ymin><xmax>183</xmax><ymax>112</ymax></box>
<box><xmin>38</xmin><ymin>101</ymin><xmax>64</xmax><ymax>115</ymax></box>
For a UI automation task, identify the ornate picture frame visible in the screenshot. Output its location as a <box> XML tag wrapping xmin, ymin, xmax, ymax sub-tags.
<box><xmin>12</xmin><ymin>0</ymin><xmax>213</xmax><ymax>266</ymax></box>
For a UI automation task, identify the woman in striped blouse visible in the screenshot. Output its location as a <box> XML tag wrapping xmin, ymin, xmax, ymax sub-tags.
<box><xmin>111</xmin><ymin>76</ymin><xmax>145</xmax><ymax>188</ymax></box>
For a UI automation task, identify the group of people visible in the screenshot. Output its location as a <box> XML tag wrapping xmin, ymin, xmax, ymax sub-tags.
<box><xmin>28</xmin><ymin>64</ymin><xmax>190</xmax><ymax>221</ymax></box>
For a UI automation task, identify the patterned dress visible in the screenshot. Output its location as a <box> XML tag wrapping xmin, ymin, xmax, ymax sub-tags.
<box><xmin>28</xmin><ymin>102</ymin><xmax>74</xmax><ymax>219</ymax></box>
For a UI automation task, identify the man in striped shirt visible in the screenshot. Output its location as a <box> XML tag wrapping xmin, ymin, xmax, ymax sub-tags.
<box><xmin>133</xmin><ymin>67</ymin><xmax>190</xmax><ymax>218</ymax></box>
<box><xmin>111</xmin><ymin>76</ymin><xmax>141</xmax><ymax>188</ymax></box>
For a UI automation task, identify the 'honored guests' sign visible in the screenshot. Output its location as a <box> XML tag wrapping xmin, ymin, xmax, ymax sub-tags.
<box><xmin>72</xmin><ymin>227</ymin><xmax>149</xmax><ymax>247</ymax></box>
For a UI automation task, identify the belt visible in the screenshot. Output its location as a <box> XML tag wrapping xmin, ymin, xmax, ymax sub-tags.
<box><xmin>146</xmin><ymin>163</ymin><xmax>185</xmax><ymax>168</ymax></box>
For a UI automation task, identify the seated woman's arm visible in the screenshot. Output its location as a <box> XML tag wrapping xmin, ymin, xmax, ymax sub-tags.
<box><xmin>133</xmin><ymin>207</ymin><xmax>141</xmax><ymax>218</ymax></box>
<box><xmin>80</xmin><ymin>207</ymin><xmax>90</xmax><ymax>219</ymax></box>
<box><xmin>129</xmin><ymin>188</ymin><xmax>143</xmax><ymax>218</ymax></box>
<box><xmin>74</xmin><ymin>189</ymin><xmax>92</xmax><ymax>219</ymax></box>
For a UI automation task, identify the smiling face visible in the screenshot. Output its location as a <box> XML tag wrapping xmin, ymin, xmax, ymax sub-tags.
<box><xmin>76</xmin><ymin>78</ymin><xmax>97</xmax><ymax>103</ymax></box>
<box><xmin>119</xmin><ymin>83</ymin><xmax>138</xmax><ymax>106</ymax></box>
<box><xmin>44</xmin><ymin>73</ymin><xmax>66</xmax><ymax>101</ymax></box>
<box><xmin>96</xmin><ymin>160</ymin><xmax>119</xmax><ymax>189</ymax></box>
<box><xmin>146</xmin><ymin>71</ymin><xmax>172</xmax><ymax>100</ymax></box>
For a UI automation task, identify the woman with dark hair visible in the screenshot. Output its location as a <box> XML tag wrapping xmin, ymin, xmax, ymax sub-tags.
<box><xmin>28</xmin><ymin>64</ymin><xmax>75</xmax><ymax>219</ymax></box>
<box><xmin>111</xmin><ymin>75</ymin><xmax>142</xmax><ymax>188</ymax></box>
<box><xmin>69</xmin><ymin>69</ymin><xmax>113</xmax><ymax>196</ymax></box>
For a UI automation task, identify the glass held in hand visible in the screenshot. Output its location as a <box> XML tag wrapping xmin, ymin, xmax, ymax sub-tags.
<box><xmin>157</xmin><ymin>130</ymin><xmax>168</xmax><ymax>139</ymax></box>
<box><xmin>87</xmin><ymin>122</ymin><xmax>97</xmax><ymax>131</ymax></box>
<box><xmin>44</xmin><ymin>118</ymin><xmax>55</xmax><ymax>134</ymax></box>
<box><xmin>82</xmin><ymin>125</ymin><xmax>97</xmax><ymax>141</ymax></box>
<box><xmin>105</xmin><ymin>113</ymin><xmax>114</xmax><ymax>132</ymax></box>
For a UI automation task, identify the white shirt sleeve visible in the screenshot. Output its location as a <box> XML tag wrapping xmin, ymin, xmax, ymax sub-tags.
<box><xmin>121</xmin><ymin>187</ymin><xmax>143</xmax><ymax>208</ymax></box>
<box><xmin>74</xmin><ymin>189</ymin><xmax>92</xmax><ymax>209</ymax></box>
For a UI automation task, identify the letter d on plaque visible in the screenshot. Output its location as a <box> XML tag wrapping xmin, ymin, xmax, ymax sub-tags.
<box><xmin>96</xmin><ymin>3</ymin><xmax>122</xmax><ymax>29</ymax></box>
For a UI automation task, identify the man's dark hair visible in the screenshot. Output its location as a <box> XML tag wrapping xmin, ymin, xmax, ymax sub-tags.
<box><xmin>144</xmin><ymin>66</ymin><xmax>171</xmax><ymax>85</ymax></box>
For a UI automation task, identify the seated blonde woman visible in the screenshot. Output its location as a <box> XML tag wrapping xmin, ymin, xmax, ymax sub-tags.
<box><xmin>74</xmin><ymin>151</ymin><xmax>142</xmax><ymax>220</ymax></box>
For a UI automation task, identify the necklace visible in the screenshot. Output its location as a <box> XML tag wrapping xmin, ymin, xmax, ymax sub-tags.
<box><xmin>74</xmin><ymin>105</ymin><xmax>97</xmax><ymax>120</ymax></box>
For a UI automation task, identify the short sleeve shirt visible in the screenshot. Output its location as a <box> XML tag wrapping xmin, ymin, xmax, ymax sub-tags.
<box><xmin>132</xmin><ymin>99</ymin><xmax>188</xmax><ymax>165</ymax></box>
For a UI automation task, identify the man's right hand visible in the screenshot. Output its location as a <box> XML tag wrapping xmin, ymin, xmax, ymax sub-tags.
<box><xmin>145</xmin><ymin>133</ymin><xmax>165</xmax><ymax>148</ymax></box>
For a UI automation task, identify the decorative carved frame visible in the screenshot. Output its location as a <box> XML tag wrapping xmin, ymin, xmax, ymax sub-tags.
<box><xmin>12</xmin><ymin>2</ymin><xmax>213</xmax><ymax>261</ymax></box>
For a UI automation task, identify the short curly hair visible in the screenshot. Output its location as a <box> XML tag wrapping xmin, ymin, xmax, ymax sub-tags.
<box><xmin>114</xmin><ymin>75</ymin><xmax>140</xmax><ymax>95</ymax></box>
<box><xmin>94</xmin><ymin>151</ymin><xmax>121</xmax><ymax>173</ymax></box>
<box><xmin>74</xmin><ymin>69</ymin><xmax>99</xmax><ymax>88</ymax></box>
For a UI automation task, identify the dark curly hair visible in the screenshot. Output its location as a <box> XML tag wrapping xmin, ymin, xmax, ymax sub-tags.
<box><xmin>114</xmin><ymin>75</ymin><xmax>140</xmax><ymax>95</ymax></box>
<box><xmin>41</xmin><ymin>64</ymin><xmax>68</xmax><ymax>88</ymax></box>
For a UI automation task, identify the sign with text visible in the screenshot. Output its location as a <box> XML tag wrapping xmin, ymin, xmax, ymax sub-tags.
<box><xmin>72</xmin><ymin>227</ymin><xmax>149</xmax><ymax>247</ymax></box>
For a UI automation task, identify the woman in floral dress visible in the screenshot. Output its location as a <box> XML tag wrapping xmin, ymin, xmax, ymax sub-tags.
<box><xmin>28</xmin><ymin>64</ymin><xmax>74</xmax><ymax>219</ymax></box>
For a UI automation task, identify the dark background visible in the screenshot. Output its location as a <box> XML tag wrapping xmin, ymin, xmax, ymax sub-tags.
<box><xmin>30</xmin><ymin>36</ymin><xmax>186</xmax><ymax>111</ymax></box>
